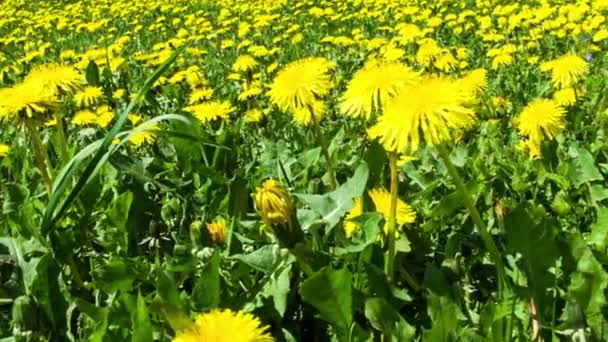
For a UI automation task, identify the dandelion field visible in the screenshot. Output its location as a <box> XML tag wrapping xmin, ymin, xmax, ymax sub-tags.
<box><xmin>2</xmin><ymin>0</ymin><xmax>608</xmax><ymax>340</ymax></box>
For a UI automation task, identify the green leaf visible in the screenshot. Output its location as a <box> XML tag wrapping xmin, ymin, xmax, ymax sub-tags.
<box><xmin>561</xmin><ymin>232</ymin><xmax>608</xmax><ymax>337</ymax></box>
<box><xmin>262</xmin><ymin>263</ymin><xmax>292</xmax><ymax>317</ymax></box>
<box><xmin>589</xmin><ymin>184</ymin><xmax>608</xmax><ymax>203</ymax></box>
<box><xmin>295</xmin><ymin>162</ymin><xmax>369</xmax><ymax>230</ymax></box>
<box><xmin>85</xmin><ymin>60</ymin><xmax>100</xmax><ymax>86</ymax></box>
<box><xmin>364</xmin><ymin>297</ymin><xmax>415</xmax><ymax>341</ymax></box>
<box><xmin>193</xmin><ymin>251</ymin><xmax>220</xmax><ymax>309</ymax></box>
<box><xmin>231</xmin><ymin>244</ymin><xmax>277</xmax><ymax>273</ymax></box>
<box><xmin>568</xmin><ymin>146</ymin><xmax>603</xmax><ymax>188</ymax></box>
<box><xmin>157</xmin><ymin>271</ymin><xmax>182</xmax><ymax>309</ymax></box>
<box><xmin>505</xmin><ymin>205</ymin><xmax>558</xmax><ymax>321</ymax></box>
<box><xmin>300</xmin><ymin>267</ymin><xmax>353</xmax><ymax>335</ymax></box>
<box><xmin>587</xmin><ymin>207</ymin><xmax>608</xmax><ymax>251</ymax></box>
<box><xmin>132</xmin><ymin>292</ymin><xmax>153</xmax><ymax>342</ymax></box>
<box><xmin>423</xmin><ymin>293</ymin><xmax>467</xmax><ymax>341</ymax></box>
<box><xmin>107</xmin><ymin>191</ymin><xmax>133</xmax><ymax>230</ymax></box>
<box><xmin>92</xmin><ymin>257</ymin><xmax>137</xmax><ymax>293</ymax></box>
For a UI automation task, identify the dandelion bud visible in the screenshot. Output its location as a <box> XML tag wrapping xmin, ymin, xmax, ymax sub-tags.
<box><xmin>253</xmin><ymin>179</ymin><xmax>302</xmax><ymax>248</ymax></box>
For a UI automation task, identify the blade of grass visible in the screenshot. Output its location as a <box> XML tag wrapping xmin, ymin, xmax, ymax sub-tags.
<box><xmin>41</xmin><ymin>46</ymin><xmax>187</xmax><ymax>237</ymax></box>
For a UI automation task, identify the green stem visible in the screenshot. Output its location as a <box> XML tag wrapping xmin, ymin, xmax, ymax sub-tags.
<box><xmin>310</xmin><ymin>114</ymin><xmax>338</xmax><ymax>190</ymax></box>
<box><xmin>54</xmin><ymin>110</ymin><xmax>70</xmax><ymax>163</ymax></box>
<box><xmin>384</xmin><ymin>153</ymin><xmax>398</xmax><ymax>283</ymax></box>
<box><xmin>25</xmin><ymin>120</ymin><xmax>53</xmax><ymax>196</ymax></box>
<box><xmin>436</xmin><ymin>144</ymin><xmax>505</xmax><ymax>294</ymax></box>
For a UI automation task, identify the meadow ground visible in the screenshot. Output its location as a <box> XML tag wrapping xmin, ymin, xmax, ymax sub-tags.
<box><xmin>2</xmin><ymin>0</ymin><xmax>608</xmax><ymax>340</ymax></box>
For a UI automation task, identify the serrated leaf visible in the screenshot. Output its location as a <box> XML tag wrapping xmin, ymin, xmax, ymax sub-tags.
<box><xmin>568</xmin><ymin>146</ymin><xmax>603</xmax><ymax>187</ymax></box>
<box><xmin>230</xmin><ymin>244</ymin><xmax>276</xmax><ymax>273</ymax></box>
<box><xmin>561</xmin><ymin>232</ymin><xmax>608</xmax><ymax>337</ymax></box>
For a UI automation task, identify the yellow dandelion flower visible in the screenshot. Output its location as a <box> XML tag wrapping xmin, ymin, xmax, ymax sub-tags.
<box><xmin>457</xmin><ymin>68</ymin><xmax>488</xmax><ymax>94</ymax></box>
<box><xmin>74</xmin><ymin>86</ymin><xmax>104</xmax><ymax>108</ymax></box>
<box><xmin>368</xmin><ymin>76</ymin><xmax>476</xmax><ymax>154</ymax></box>
<box><xmin>540</xmin><ymin>53</ymin><xmax>588</xmax><ymax>88</ymax></box>
<box><xmin>172</xmin><ymin>309</ymin><xmax>273</xmax><ymax>342</ymax></box>
<box><xmin>368</xmin><ymin>188</ymin><xmax>415</xmax><ymax>236</ymax></box>
<box><xmin>0</xmin><ymin>82</ymin><xmax>58</xmax><ymax>120</ymax></box>
<box><xmin>268</xmin><ymin>57</ymin><xmax>335</xmax><ymax>115</ymax></box>
<box><xmin>593</xmin><ymin>29</ymin><xmax>608</xmax><ymax>42</ymax></box>
<box><xmin>491</xmin><ymin>53</ymin><xmax>513</xmax><ymax>69</ymax></box>
<box><xmin>416</xmin><ymin>40</ymin><xmax>443</xmax><ymax>66</ymax></box>
<box><xmin>128</xmin><ymin>114</ymin><xmax>143</xmax><ymax>125</ymax></box>
<box><xmin>96</xmin><ymin>105</ymin><xmax>114</xmax><ymax>128</ymax></box>
<box><xmin>553</xmin><ymin>87</ymin><xmax>579</xmax><ymax>106</ymax></box>
<box><xmin>189</xmin><ymin>87</ymin><xmax>214</xmax><ymax>104</ymax></box>
<box><xmin>339</xmin><ymin>60</ymin><xmax>419</xmax><ymax>119</ymax></box>
<box><xmin>72</xmin><ymin>109</ymin><xmax>98</xmax><ymax>126</ymax></box>
<box><xmin>113</xmin><ymin>88</ymin><xmax>125</xmax><ymax>100</ymax></box>
<box><xmin>206</xmin><ymin>218</ymin><xmax>226</xmax><ymax>246</ymax></box>
<box><xmin>238</xmin><ymin>84</ymin><xmax>263</xmax><ymax>102</ymax></box>
<box><xmin>514</xmin><ymin>99</ymin><xmax>565</xmax><ymax>158</ymax></box>
<box><xmin>129</xmin><ymin>123</ymin><xmax>159</xmax><ymax>147</ymax></box>
<box><xmin>186</xmin><ymin>101</ymin><xmax>234</xmax><ymax>124</ymax></box>
<box><xmin>434</xmin><ymin>52</ymin><xmax>457</xmax><ymax>72</ymax></box>
<box><xmin>233</xmin><ymin>55</ymin><xmax>257</xmax><ymax>72</ymax></box>
<box><xmin>253</xmin><ymin>179</ymin><xmax>294</xmax><ymax>228</ymax></box>
<box><xmin>244</xmin><ymin>108</ymin><xmax>265</xmax><ymax>123</ymax></box>
<box><xmin>291</xmin><ymin>100</ymin><xmax>326</xmax><ymax>126</ymax></box>
<box><xmin>344</xmin><ymin>197</ymin><xmax>363</xmax><ymax>238</ymax></box>
<box><xmin>0</xmin><ymin>144</ymin><xmax>9</xmax><ymax>157</ymax></box>
<box><xmin>24</xmin><ymin>63</ymin><xmax>82</xmax><ymax>95</ymax></box>
<box><xmin>227</xmin><ymin>72</ymin><xmax>241</xmax><ymax>81</ymax></box>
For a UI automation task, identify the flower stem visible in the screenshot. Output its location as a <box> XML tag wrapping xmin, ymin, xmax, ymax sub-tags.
<box><xmin>25</xmin><ymin>120</ymin><xmax>53</xmax><ymax>196</ymax></box>
<box><xmin>53</xmin><ymin>110</ymin><xmax>70</xmax><ymax>163</ymax></box>
<box><xmin>436</xmin><ymin>144</ymin><xmax>505</xmax><ymax>293</ymax></box>
<box><xmin>310</xmin><ymin>115</ymin><xmax>338</xmax><ymax>190</ymax></box>
<box><xmin>384</xmin><ymin>153</ymin><xmax>398</xmax><ymax>283</ymax></box>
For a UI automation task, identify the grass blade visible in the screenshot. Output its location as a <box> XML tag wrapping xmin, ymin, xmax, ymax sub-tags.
<box><xmin>41</xmin><ymin>45</ymin><xmax>187</xmax><ymax>237</ymax></box>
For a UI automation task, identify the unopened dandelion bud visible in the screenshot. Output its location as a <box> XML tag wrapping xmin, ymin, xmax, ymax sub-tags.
<box><xmin>253</xmin><ymin>179</ymin><xmax>303</xmax><ymax>248</ymax></box>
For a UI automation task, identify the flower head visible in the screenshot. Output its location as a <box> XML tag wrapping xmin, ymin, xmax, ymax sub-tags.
<box><xmin>540</xmin><ymin>53</ymin><xmax>588</xmax><ymax>89</ymax></box>
<box><xmin>344</xmin><ymin>197</ymin><xmax>363</xmax><ymax>238</ymax></box>
<box><xmin>72</xmin><ymin>109</ymin><xmax>98</xmax><ymax>126</ymax></box>
<box><xmin>173</xmin><ymin>309</ymin><xmax>273</xmax><ymax>342</ymax></box>
<box><xmin>233</xmin><ymin>55</ymin><xmax>258</xmax><ymax>72</ymax></box>
<box><xmin>206</xmin><ymin>218</ymin><xmax>227</xmax><ymax>246</ymax></box>
<box><xmin>368</xmin><ymin>188</ymin><xmax>415</xmax><ymax>236</ymax></box>
<box><xmin>339</xmin><ymin>60</ymin><xmax>419</xmax><ymax>119</ymax></box>
<box><xmin>514</xmin><ymin>98</ymin><xmax>565</xmax><ymax>158</ymax></box>
<box><xmin>368</xmin><ymin>76</ymin><xmax>477</xmax><ymax>154</ymax></box>
<box><xmin>267</xmin><ymin>57</ymin><xmax>335</xmax><ymax>118</ymax></box>
<box><xmin>0</xmin><ymin>144</ymin><xmax>9</xmax><ymax>157</ymax></box>
<box><xmin>129</xmin><ymin>123</ymin><xmax>159</xmax><ymax>147</ymax></box>
<box><xmin>24</xmin><ymin>63</ymin><xmax>82</xmax><ymax>95</ymax></box>
<box><xmin>0</xmin><ymin>82</ymin><xmax>58</xmax><ymax>121</ymax></box>
<box><xmin>186</xmin><ymin>100</ymin><xmax>234</xmax><ymax>123</ymax></box>
<box><xmin>253</xmin><ymin>179</ymin><xmax>294</xmax><ymax>228</ymax></box>
<box><xmin>74</xmin><ymin>86</ymin><xmax>104</xmax><ymax>108</ymax></box>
